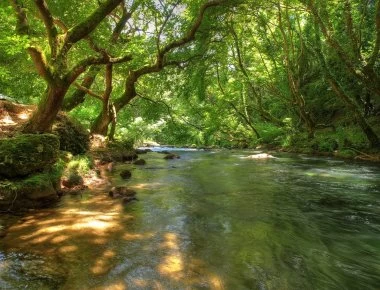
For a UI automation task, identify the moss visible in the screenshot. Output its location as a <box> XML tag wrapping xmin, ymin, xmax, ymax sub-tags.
<box><xmin>52</xmin><ymin>112</ymin><xmax>89</xmax><ymax>155</ymax></box>
<box><xmin>63</xmin><ymin>155</ymin><xmax>93</xmax><ymax>177</ymax></box>
<box><xmin>0</xmin><ymin>134</ymin><xmax>60</xmax><ymax>178</ymax></box>
<box><xmin>335</xmin><ymin>149</ymin><xmax>356</xmax><ymax>159</ymax></box>
<box><xmin>0</xmin><ymin>167</ymin><xmax>61</xmax><ymax>210</ymax></box>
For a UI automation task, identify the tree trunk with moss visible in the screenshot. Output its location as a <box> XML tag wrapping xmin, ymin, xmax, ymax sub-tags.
<box><xmin>11</xmin><ymin>0</ymin><xmax>123</xmax><ymax>133</ymax></box>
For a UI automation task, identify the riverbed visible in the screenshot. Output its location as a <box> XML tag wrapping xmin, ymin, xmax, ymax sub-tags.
<box><xmin>1</xmin><ymin>150</ymin><xmax>380</xmax><ymax>289</ymax></box>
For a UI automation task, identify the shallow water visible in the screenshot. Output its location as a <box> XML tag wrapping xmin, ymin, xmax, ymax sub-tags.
<box><xmin>1</xmin><ymin>150</ymin><xmax>380</xmax><ymax>289</ymax></box>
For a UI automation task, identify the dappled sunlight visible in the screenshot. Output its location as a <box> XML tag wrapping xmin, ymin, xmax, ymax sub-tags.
<box><xmin>93</xmin><ymin>281</ymin><xmax>127</xmax><ymax>290</ymax></box>
<box><xmin>131</xmin><ymin>182</ymin><xmax>163</xmax><ymax>190</ymax></box>
<box><xmin>158</xmin><ymin>232</ymin><xmax>184</xmax><ymax>281</ymax></box>
<box><xmin>0</xmin><ymin>192</ymin><xmax>134</xmax><ymax>282</ymax></box>
<box><xmin>59</xmin><ymin>245</ymin><xmax>78</xmax><ymax>253</ymax></box>
<box><xmin>123</xmin><ymin>232</ymin><xmax>155</xmax><ymax>241</ymax></box>
<box><xmin>91</xmin><ymin>249</ymin><xmax>116</xmax><ymax>275</ymax></box>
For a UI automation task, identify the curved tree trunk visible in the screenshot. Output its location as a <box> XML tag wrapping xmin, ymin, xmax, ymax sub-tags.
<box><xmin>91</xmin><ymin>112</ymin><xmax>113</xmax><ymax>136</ymax></box>
<box><xmin>22</xmin><ymin>83</ymin><xmax>68</xmax><ymax>133</ymax></box>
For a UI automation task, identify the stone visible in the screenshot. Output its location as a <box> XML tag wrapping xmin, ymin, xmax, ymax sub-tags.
<box><xmin>0</xmin><ymin>170</ymin><xmax>59</xmax><ymax>210</ymax></box>
<box><xmin>122</xmin><ymin>196</ymin><xmax>138</xmax><ymax>204</ymax></box>
<box><xmin>0</xmin><ymin>134</ymin><xmax>60</xmax><ymax>178</ymax></box>
<box><xmin>120</xmin><ymin>169</ymin><xmax>132</xmax><ymax>179</ymax></box>
<box><xmin>52</xmin><ymin>112</ymin><xmax>89</xmax><ymax>155</ymax></box>
<box><xmin>164</xmin><ymin>153</ymin><xmax>180</xmax><ymax>160</ymax></box>
<box><xmin>109</xmin><ymin>186</ymin><xmax>136</xmax><ymax>198</ymax></box>
<box><xmin>133</xmin><ymin>159</ymin><xmax>146</xmax><ymax>165</ymax></box>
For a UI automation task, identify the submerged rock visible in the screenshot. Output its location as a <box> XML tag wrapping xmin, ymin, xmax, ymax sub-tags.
<box><xmin>317</xmin><ymin>195</ymin><xmax>348</xmax><ymax>207</ymax></box>
<box><xmin>109</xmin><ymin>186</ymin><xmax>136</xmax><ymax>199</ymax></box>
<box><xmin>164</xmin><ymin>153</ymin><xmax>180</xmax><ymax>160</ymax></box>
<box><xmin>122</xmin><ymin>196</ymin><xmax>138</xmax><ymax>204</ymax></box>
<box><xmin>0</xmin><ymin>134</ymin><xmax>60</xmax><ymax>178</ymax></box>
<box><xmin>133</xmin><ymin>159</ymin><xmax>146</xmax><ymax>165</ymax></box>
<box><xmin>120</xmin><ymin>169</ymin><xmax>132</xmax><ymax>179</ymax></box>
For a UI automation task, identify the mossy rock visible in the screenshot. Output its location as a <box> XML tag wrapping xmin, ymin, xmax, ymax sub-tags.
<box><xmin>52</xmin><ymin>112</ymin><xmax>89</xmax><ymax>155</ymax></box>
<box><xmin>0</xmin><ymin>170</ymin><xmax>60</xmax><ymax>211</ymax></box>
<box><xmin>0</xmin><ymin>134</ymin><xmax>60</xmax><ymax>178</ymax></box>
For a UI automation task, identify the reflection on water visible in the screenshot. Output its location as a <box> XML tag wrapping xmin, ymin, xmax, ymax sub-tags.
<box><xmin>1</xmin><ymin>151</ymin><xmax>380</xmax><ymax>289</ymax></box>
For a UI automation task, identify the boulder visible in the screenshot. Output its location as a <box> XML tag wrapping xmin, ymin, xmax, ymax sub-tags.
<box><xmin>0</xmin><ymin>134</ymin><xmax>60</xmax><ymax>178</ymax></box>
<box><xmin>164</xmin><ymin>153</ymin><xmax>180</xmax><ymax>160</ymax></box>
<box><xmin>122</xmin><ymin>196</ymin><xmax>138</xmax><ymax>204</ymax></box>
<box><xmin>0</xmin><ymin>170</ymin><xmax>60</xmax><ymax>210</ymax></box>
<box><xmin>133</xmin><ymin>159</ymin><xmax>146</xmax><ymax>165</ymax></box>
<box><xmin>109</xmin><ymin>186</ymin><xmax>136</xmax><ymax>198</ymax></box>
<box><xmin>120</xmin><ymin>169</ymin><xmax>132</xmax><ymax>179</ymax></box>
<box><xmin>52</xmin><ymin>112</ymin><xmax>89</xmax><ymax>155</ymax></box>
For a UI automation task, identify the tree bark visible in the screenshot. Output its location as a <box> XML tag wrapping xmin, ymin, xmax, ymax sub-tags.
<box><xmin>23</xmin><ymin>83</ymin><xmax>69</xmax><ymax>133</ymax></box>
<box><xmin>63</xmin><ymin>66</ymin><xmax>101</xmax><ymax>111</ymax></box>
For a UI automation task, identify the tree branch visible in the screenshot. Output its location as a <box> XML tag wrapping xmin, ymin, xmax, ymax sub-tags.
<box><xmin>64</xmin><ymin>0</ymin><xmax>122</xmax><ymax>48</ymax></box>
<box><xmin>65</xmin><ymin>54</ymin><xmax>132</xmax><ymax>83</ymax></box>
<box><xmin>368</xmin><ymin>0</ymin><xmax>380</xmax><ymax>68</ymax></box>
<box><xmin>27</xmin><ymin>46</ymin><xmax>54</xmax><ymax>83</ymax></box>
<box><xmin>34</xmin><ymin>0</ymin><xmax>58</xmax><ymax>58</ymax></box>
<box><xmin>103</xmin><ymin>64</ymin><xmax>113</xmax><ymax>103</ymax></box>
<box><xmin>73</xmin><ymin>82</ymin><xmax>103</xmax><ymax>101</ymax></box>
<box><xmin>9</xmin><ymin>0</ymin><xmax>29</xmax><ymax>35</ymax></box>
<box><xmin>160</xmin><ymin>0</ymin><xmax>226</xmax><ymax>57</ymax></box>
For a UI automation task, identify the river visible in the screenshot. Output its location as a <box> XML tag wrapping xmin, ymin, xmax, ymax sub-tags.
<box><xmin>0</xmin><ymin>150</ymin><xmax>380</xmax><ymax>289</ymax></box>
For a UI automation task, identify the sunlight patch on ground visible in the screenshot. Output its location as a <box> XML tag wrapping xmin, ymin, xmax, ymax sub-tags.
<box><xmin>91</xmin><ymin>249</ymin><xmax>116</xmax><ymax>275</ymax></box>
<box><xmin>123</xmin><ymin>232</ymin><xmax>155</xmax><ymax>241</ymax></box>
<box><xmin>131</xmin><ymin>182</ymin><xmax>162</xmax><ymax>190</ymax></box>
<box><xmin>157</xmin><ymin>232</ymin><xmax>184</xmax><ymax>280</ymax></box>
<box><xmin>94</xmin><ymin>281</ymin><xmax>127</xmax><ymax>290</ymax></box>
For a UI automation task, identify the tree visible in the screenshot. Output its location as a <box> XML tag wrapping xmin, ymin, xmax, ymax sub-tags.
<box><xmin>9</xmin><ymin>0</ymin><xmax>131</xmax><ymax>132</ymax></box>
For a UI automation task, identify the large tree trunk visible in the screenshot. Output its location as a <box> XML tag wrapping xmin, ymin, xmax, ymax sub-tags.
<box><xmin>90</xmin><ymin>111</ymin><xmax>113</xmax><ymax>136</ymax></box>
<box><xmin>22</xmin><ymin>84</ymin><xmax>68</xmax><ymax>133</ymax></box>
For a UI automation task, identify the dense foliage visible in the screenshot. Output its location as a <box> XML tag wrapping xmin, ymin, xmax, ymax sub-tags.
<box><xmin>1</xmin><ymin>0</ymin><xmax>379</xmax><ymax>153</ymax></box>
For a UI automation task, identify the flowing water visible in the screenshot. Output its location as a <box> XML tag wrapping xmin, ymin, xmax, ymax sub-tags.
<box><xmin>0</xmin><ymin>150</ymin><xmax>380</xmax><ymax>289</ymax></box>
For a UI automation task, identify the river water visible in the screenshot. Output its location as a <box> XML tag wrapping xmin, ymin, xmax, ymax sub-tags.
<box><xmin>0</xmin><ymin>150</ymin><xmax>380</xmax><ymax>289</ymax></box>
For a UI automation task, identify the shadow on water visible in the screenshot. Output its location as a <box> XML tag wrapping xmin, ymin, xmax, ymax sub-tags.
<box><xmin>0</xmin><ymin>150</ymin><xmax>380</xmax><ymax>289</ymax></box>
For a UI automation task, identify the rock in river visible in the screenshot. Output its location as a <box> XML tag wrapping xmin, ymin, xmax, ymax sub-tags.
<box><xmin>120</xmin><ymin>169</ymin><xmax>132</xmax><ymax>179</ymax></box>
<box><xmin>164</xmin><ymin>153</ymin><xmax>180</xmax><ymax>160</ymax></box>
<box><xmin>109</xmin><ymin>186</ymin><xmax>136</xmax><ymax>198</ymax></box>
<box><xmin>133</xmin><ymin>159</ymin><xmax>146</xmax><ymax>165</ymax></box>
